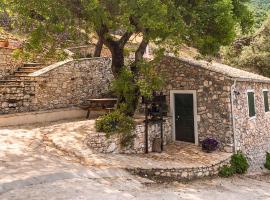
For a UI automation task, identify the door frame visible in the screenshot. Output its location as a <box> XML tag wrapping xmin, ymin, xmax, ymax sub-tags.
<box><xmin>170</xmin><ymin>90</ymin><xmax>199</xmax><ymax>145</ymax></box>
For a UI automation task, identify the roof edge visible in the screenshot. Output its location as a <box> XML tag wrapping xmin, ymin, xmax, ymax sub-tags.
<box><xmin>164</xmin><ymin>55</ymin><xmax>270</xmax><ymax>84</ymax></box>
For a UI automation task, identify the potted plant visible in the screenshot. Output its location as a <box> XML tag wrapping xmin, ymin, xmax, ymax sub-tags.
<box><xmin>202</xmin><ymin>138</ymin><xmax>219</xmax><ymax>153</ymax></box>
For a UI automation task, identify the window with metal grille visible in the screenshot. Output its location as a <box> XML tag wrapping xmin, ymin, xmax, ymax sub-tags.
<box><xmin>247</xmin><ymin>91</ymin><xmax>256</xmax><ymax>117</ymax></box>
<box><xmin>263</xmin><ymin>90</ymin><xmax>269</xmax><ymax>112</ymax></box>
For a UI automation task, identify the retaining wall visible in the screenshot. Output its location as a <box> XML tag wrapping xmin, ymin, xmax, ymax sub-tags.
<box><xmin>86</xmin><ymin>117</ymin><xmax>173</xmax><ymax>154</ymax></box>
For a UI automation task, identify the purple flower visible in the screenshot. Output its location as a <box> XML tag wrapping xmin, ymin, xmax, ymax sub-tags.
<box><xmin>202</xmin><ymin>138</ymin><xmax>219</xmax><ymax>153</ymax></box>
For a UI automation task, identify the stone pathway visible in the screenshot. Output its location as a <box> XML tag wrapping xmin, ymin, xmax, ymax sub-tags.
<box><xmin>38</xmin><ymin>119</ymin><xmax>231</xmax><ymax>169</ymax></box>
<box><xmin>38</xmin><ymin>119</ymin><xmax>231</xmax><ymax>179</ymax></box>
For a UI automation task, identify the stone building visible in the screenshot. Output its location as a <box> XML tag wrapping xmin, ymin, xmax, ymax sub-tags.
<box><xmin>1</xmin><ymin>43</ymin><xmax>270</xmax><ymax>170</ymax></box>
<box><xmin>157</xmin><ymin>56</ymin><xmax>270</xmax><ymax>170</ymax></box>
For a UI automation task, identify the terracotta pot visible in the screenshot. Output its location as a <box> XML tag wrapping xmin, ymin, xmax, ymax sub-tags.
<box><xmin>0</xmin><ymin>40</ymin><xmax>9</xmax><ymax>47</ymax></box>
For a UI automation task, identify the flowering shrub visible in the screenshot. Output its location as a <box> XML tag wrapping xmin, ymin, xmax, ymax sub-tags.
<box><xmin>202</xmin><ymin>138</ymin><xmax>219</xmax><ymax>153</ymax></box>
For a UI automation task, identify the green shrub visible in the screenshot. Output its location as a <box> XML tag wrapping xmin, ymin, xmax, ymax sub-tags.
<box><xmin>219</xmin><ymin>151</ymin><xmax>249</xmax><ymax>178</ymax></box>
<box><xmin>230</xmin><ymin>151</ymin><xmax>249</xmax><ymax>174</ymax></box>
<box><xmin>219</xmin><ymin>165</ymin><xmax>235</xmax><ymax>177</ymax></box>
<box><xmin>264</xmin><ymin>152</ymin><xmax>270</xmax><ymax>170</ymax></box>
<box><xmin>95</xmin><ymin>110</ymin><xmax>135</xmax><ymax>147</ymax></box>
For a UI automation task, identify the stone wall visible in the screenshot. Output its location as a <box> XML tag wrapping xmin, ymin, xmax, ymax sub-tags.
<box><xmin>0</xmin><ymin>47</ymin><xmax>21</xmax><ymax>79</ymax></box>
<box><xmin>67</xmin><ymin>45</ymin><xmax>111</xmax><ymax>58</ymax></box>
<box><xmin>86</xmin><ymin>117</ymin><xmax>172</xmax><ymax>154</ymax></box>
<box><xmin>157</xmin><ymin>56</ymin><xmax>234</xmax><ymax>152</ymax></box>
<box><xmin>0</xmin><ymin>57</ymin><xmax>113</xmax><ymax>114</ymax></box>
<box><xmin>0</xmin><ymin>82</ymin><xmax>36</xmax><ymax>114</ymax></box>
<box><xmin>233</xmin><ymin>81</ymin><xmax>270</xmax><ymax>171</ymax></box>
<box><xmin>128</xmin><ymin>157</ymin><xmax>230</xmax><ymax>181</ymax></box>
<box><xmin>31</xmin><ymin>58</ymin><xmax>113</xmax><ymax>111</ymax></box>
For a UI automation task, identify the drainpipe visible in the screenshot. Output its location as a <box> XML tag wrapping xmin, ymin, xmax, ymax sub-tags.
<box><xmin>230</xmin><ymin>80</ymin><xmax>237</xmax><ymax>153</ymax></box>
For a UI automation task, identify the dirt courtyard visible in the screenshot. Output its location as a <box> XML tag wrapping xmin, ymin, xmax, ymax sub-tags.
<box><xmin>1</xmin><ymin>119</ymin><xmax>270</xmax><ymax>200</ymax></box>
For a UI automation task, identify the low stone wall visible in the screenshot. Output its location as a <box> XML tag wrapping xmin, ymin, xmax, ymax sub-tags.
<box><xmin>0</xmin><ymin>47</ymin><xmax>21</xmax><ymax>79</ymax></box>
<box><xmin>86</xmin><ymin>117</ymin><xmax>173</xmax><ymax>154</ymax></box>
<box><xmin>128</xmin><ymin>157</ymin><xmax>230</xmax><ymax>181</ymax></box>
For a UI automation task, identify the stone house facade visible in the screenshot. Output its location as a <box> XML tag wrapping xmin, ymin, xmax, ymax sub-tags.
<box><xmin>157</xmin><ymin>56</ymin><xmax>270</xmax><ymax>170</ymax></box>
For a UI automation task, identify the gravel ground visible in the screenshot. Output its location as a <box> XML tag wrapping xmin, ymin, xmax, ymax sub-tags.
<box><xmin>1</xmin><ymin>120</ymin><xmax>270</xmax><ymax>200</ymax></box>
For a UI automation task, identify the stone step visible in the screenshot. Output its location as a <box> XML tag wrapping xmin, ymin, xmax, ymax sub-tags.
<box><xmin>23</xmin><ymin>63</ymin><xmax>44</xmax><ymax>67</ymax></box>
<box><xmin>18</xmin><ymin>67</ymin><xmax>43</xmax><ymax>72</ymax></box>
<box><xmin>11</xmin><ymin>75</ymin><xmax>37</xmax><ymax>81</ymax></box>
<box><xmin>14</xmin><ymin>71</ymin><xmax>32</xmax><ymax>76</ymax></box>
<box><xmin>0</xmin><ymin>80</ymin><xmax>36</xmax><ymax>87</ymax></box>
<box><xmin>0</xmin><ymin>91</ymin><xmax>35</xmax><ymax>95</ymax></box>
<box><xmin>0</xmin><ymin>85</ymin><xmax>24</xmax><ymax>88</ymax></box>
<box><xmin>0</xmin><ymin>80</ymin><xmax>36</xmax><ymax>82</ymax></box>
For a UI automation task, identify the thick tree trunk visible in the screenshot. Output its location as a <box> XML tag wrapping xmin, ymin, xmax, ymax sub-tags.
<box><xmin>110</xmin><ymin>44</ymin><xmax>125</xmax><ymax>77</ymax></box>
<box><xmin>96</xmin><ymin>25</ymin><xmax>148</xmax><ymax>116</ymax></box>
<box><xmin>94</xmin><ymin>38</ymin><xmax>104</xmax><ymax>57</ymax></box>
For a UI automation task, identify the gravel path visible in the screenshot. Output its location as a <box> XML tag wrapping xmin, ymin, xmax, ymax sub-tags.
<box><xmin>0</xmin><ymin>120</ymin><xmax>270</xmax><ymax>200</ymax></box>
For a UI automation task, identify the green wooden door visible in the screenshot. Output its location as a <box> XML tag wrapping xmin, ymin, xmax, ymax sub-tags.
<box><xmin>174</xmin><ymin>93</ymin><xmax>195</xmax><ymax>143</ymax></box>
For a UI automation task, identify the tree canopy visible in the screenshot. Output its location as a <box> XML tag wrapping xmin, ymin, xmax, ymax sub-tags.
<box><xmin>2</xmin><ymin>0</ymin><xmax>253</xmax><ymax>56</ymax></box>
<box><xmin>1</xmin><ymin>0</ymin><xmax>254</xmax><ymax>115</ymax></box>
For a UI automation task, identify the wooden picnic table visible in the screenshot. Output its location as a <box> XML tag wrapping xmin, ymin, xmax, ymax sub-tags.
<box><xmin>84</xmin><ymin>98</ymin><xmax>118</xmax><ymax>118</ymax></box>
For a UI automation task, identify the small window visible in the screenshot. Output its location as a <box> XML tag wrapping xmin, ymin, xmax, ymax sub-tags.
<box><xmin>247</xmin><ymin>91</ymin><xmax>256</xmax><ymax>117</ymax></box>
<box><xmin>263</xmin><ymin>90</ymin><xmax>269</xmax><ymax>112</ymax></box>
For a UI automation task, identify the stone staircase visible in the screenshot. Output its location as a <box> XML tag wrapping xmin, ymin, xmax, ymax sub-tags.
<box><xmin>0</xmin><ymin>63</ymin><xmax>45</xmax><ymax>114</ymax></box>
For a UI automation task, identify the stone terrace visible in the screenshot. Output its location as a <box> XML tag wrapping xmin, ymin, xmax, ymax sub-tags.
<box><xmin>3</xmin><ymin>119</ymin><xmax>231</xmax><ymax>181</ymax></box>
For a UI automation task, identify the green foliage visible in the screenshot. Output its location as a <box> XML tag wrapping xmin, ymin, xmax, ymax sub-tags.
<box><xmin>219</xmin><ymin>151</ymin><xmax>249</xmax><ymax>178</ymax></box>
<box><xmin>111</xmin><ymin>63</ymin><xmax>164</xmax><ymax>114</ymax></box>
<box><xmin>111</xmin><ymin>68</ymin><xmax>138</xmax><ymax>114</ymax></box>
<box><xmin>95</xmin><ymin>110</ymin><xmax>135</xmax><ymax>147</ymax></box>
<box><xmin>5</xmin><ymin>0</ymin><xmax>254</xmax><ymax>56</ymax></box>
<box><xmin>222</xmin><ymin>16</ymin><xmax>270</xmax><ymax>77</ymax></box>
<box><xmin>248</xmin><ymin>0</ymin><xmax>270</xmax><ymax>28</ymax></box>
<box><xmin>264</xmin><ymin>152</ymin><xmax>270</xmax><ymax>170</ymax></box>
<box><xmin>219</xmin><ymin>165</ymin><xmax>235</xmax><ymax>177</ymax></box>
<box><xmin>137</xmin><ymin>60</ymin><xmax>165</xmax><ymax>99</ymax></box>
<box><xmin>230</xmin><ymin>151</ymin><xmax>249</xmax><ymax>174</ymax></box>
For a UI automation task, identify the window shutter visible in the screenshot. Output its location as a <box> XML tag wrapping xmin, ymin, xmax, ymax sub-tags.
<box><xmin>248</xmin><ymin>92</ymin><xmax>256</xmax><ymax>117</ymax></box>
<box><xmin>263</xmin><ymin>91</ymin><xmax>269</xmax><ymax>112</ymax></box>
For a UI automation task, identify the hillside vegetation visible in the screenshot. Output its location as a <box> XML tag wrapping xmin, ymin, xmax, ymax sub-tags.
<box><xmin>249</xmin><ymin>0</ymin><xmax>270</xmax><ymax>28</ymax></box>
<box><xmin>223</xmin><ymin>16</ymin><xmax>270</xmax><ymax>77</ymax></box>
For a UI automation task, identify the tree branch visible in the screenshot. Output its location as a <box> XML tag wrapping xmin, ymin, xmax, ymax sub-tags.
<box><xmin>119</xmin><ymin>31</ymin><xmax>133</xmax><ymax>48</ymax></box>
<box><xmin>135</xmin><ymin>36</ymin><xmax>149</xmax><ymax>63</ymax></box>
<box><xmin>131</xmin><ymin>35</ymin><xmax>149</xmax><ymax>76</ymax></box>
<box><xmin>94</xmin><ymin>36</ymin><xmax>104</xmax><ymax>57</ymax></box>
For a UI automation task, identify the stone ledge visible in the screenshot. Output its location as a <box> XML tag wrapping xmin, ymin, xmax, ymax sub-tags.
<box><xmin>0</xmin><ymin>107</ymin><xmax>89</xmax><ymax>127</ymax></box>
<box><xmin>127</xmin><ymin>157</ymin><xmax>231</xmax><ymax>181</ymax></box>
